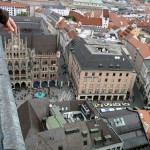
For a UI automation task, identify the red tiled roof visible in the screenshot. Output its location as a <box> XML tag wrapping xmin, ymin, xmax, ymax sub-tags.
<box><xmin>84</xmin><ymin>11</ymin><xmax>102</xmax><ymax>18</ymax></box>
<box><xmin>56</xmin><ymin>18</ymin><xmax>78</xmax><ymax>39</ymax></box>
<box><xmin>103</xmin><ymin>9</ymin><xmax>109</xmax><ymax>18</ymax></box>
<box><xmin>67</xmin><ymin>30</ymin><xmax>78</xmax><ymax>38</ymax></box>
<box><xmin>36</xmin><ymin>8</ymin><xmax>45</xmax><ymax>13</ymax></box>
<box><xmin>117</xmin><ymin>26</ymin><xmax>134</xmax><ymax>40</ymax></box>
<box><xmin>128</xmin><ymin>37</ymin><xmax>150</xmax><ymax>58</ymax></box>
<box><xmin>84</xmin><ymin>12</ymin><xmax>91</xmax><ymax>17</ymax></box>
<box><xmin>0</xmin><ymin>2</ymin><xmax>26</xmax><ymax>8</ymax></box>
<box><xmin>137</xmin><ymin>21</ymin><xmax>150</xmax><ymax>27</ymax></box>
<box><xmin>137</xmin><ymin>110</ymin><xmax>150</xmax><ymax>141</ymax></box>
<box><xmin>69</xmin><ymin>10</ymin><xmax>102</xmax><ymax>26</ymax></box>
<box><xmin>55</xmin><ymin>18</ymin><xmax>66</xmax><ymax>29</ymax></box>
<box><xmin>93</xmin><ymin>11</ymin><xmax>102</xmax><ymax>18</ymax></box>
<box><xmin>117</xmin><ymin>30</ymin><xmax>123</xmax><ymax>35</ymax></box>
<box><xmin>125</xmin><ymin>33</ymin><xmax>134</xmax><ymax>39</ymax></box>
<box><xmin>109</xmin><ymin>12</ymin><xmax>129</xmax><ymax>27</ymax></box>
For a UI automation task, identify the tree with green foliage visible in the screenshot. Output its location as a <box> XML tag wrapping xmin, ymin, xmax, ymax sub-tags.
<box><xmin>17</xmin><ymin>12</ymin><xmax>28</xmax><ymax>16</ymax></box>
<box><xmin>64</xmin><ymin>16</ymin><xmax>76</xmax><ymax>22</ymax></box>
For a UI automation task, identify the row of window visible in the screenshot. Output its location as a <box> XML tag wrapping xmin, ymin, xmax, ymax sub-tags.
<box><xmin>34</xmin><ymin>67</ymin><xmax>55</xmax><ymax>71</ymax></box>
<box><xmin>74</xmin><ymin>3</ymin><xmax>102</xmax><ymax>6</ymax></box>
<box><xmin>6</xmin><ymin>53</ymin><xmax>26</xmax><ymax>57</ymax></box>
<box><xmin>34</xmin><ymin>74</ymin><xmax>55</xmax><ymax>78</ymax></box>
<box><xmin>84</xmin><ymin>77</ymin><xmax>128</xmax><ymax>83</ymax></box>
<box><xmin>85</xmin><ymin>72</ymin><xmax>129</xmax><ymax>77</ymax></box>
<box><xmin>83</xmin><ymin>84</ymin><xmax>126</xmax><ymax>88</ymax></box>
<box><xmin>81</xmin><ymin>89</ymin><xmax>126</xmax><ymax>94</ymax></box>
<box><xmin>34</xmin><ymin>60</ymin><xmax>56</xmax><ymax>65</ymax></box>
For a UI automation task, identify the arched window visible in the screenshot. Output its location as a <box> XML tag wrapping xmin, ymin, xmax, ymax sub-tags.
<box><xmin>43</xmin><ymin>60</ymin><xmax>47</xmax><ymax>65</ymax></box>
<box><xmin>9</xmin><ymin>70</ymin><xmax>13</xmax><ymax>75</ymax></box>
<box><xmin>8</xmin><ymin>61</ymin><xmax>12</xmax><ymax>66</ymax></box>
<box><xmin>21</xmin><ymin>70</ymin><xmax>26</xmax><ymax>75</ymax></box>
<box><xmin>28</xmin><ymin>62</ymin><xmax>31</xmax><ymax>67</ymax></box>
<box><xmin>15</xmin><ymin>70</ymin><xmax>19</xmax><ymax>75</ymax></box>
<box><xmin>14</xmin><ymin>61</ymin><xmax>19</xmax><ymax>67</ymax></box>
<box><xmin>21</xmin><ymin>61</ymin><xmax>26</xmax><ymax>67</ymax></box>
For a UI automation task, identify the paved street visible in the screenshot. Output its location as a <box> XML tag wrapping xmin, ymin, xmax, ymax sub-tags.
<box><xmin>132</xmin><ymin>82</ymin><xmax>145</xmax><ymax>109</ymax></box>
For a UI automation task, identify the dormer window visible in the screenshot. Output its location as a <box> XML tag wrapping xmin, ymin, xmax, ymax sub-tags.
<box><xmin>109</xmin><ymin>64</ymin><xmax>113</xmax><ymax>68</ymax></box>
<box><xmin>99</xmin><ymin>64</ymin><xmax>103</xmax><ymax>69</ymax></box>
<box><xmin>116</xmin><ymin>64</ymin><xmax>120</xmax><ymax>69</ymax></box>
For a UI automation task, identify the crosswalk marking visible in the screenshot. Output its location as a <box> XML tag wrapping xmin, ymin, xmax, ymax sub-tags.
<box><xmin>60</xmin><ymin>90</ymin><xmax>72</xmax><ymax>101</ymax></box>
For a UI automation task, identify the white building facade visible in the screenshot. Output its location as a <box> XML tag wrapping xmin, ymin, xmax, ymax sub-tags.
<box><xmin>0</xmin><ymin>2</ymin><xmax>27</xmax><ymax>16</ymax></box>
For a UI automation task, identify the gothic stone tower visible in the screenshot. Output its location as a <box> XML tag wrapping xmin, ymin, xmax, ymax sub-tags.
<box><xmin>4</xmin><ymin>32</ymin><xmax>58</xmax><ymax>89</ymax></box>
<box><xmin>4</xmin><ymin>32</ymin><xmax>32</xmax><ymax>89</ymax></box>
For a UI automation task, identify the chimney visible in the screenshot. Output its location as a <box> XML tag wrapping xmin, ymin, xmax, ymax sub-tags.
<box><xmin>101</xmin><ymin>129</ymin><xmax>105</xmax><ymax>146</ymax></box>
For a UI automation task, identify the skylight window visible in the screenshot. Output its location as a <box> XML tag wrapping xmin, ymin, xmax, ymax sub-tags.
<box><xmin>115</xmin><ymin>56</ymin><xmax>120</xmax><ymax>59</ymax></box>
<box><xmin>114</xmin><ymin>118</ymin><xmax>125</xmax><ymax>127</ymax></box>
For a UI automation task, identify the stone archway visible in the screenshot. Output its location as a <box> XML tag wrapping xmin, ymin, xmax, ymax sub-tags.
<box><xmin>41</xmin><ymin>81</ymin><xmax>47</xmax><ymax>87</ymax></box>
<box><xmin>9</xmin><ymin>70</ymin><xmax>13</xmax><ymax>75</ymax></box>
<box><xmin>8</xmin><ymin>61</ymin><xmax>12</xmax><ymax>66</ymax></box>
<box><xmin>11</xmin><ymin>83</ymin><xmax>14</xmax><ymax>88</ymax></box>
<box><xmin>21</xmin><ymin>61</ymin><xmax>26</xmax><ymax>67</ymax></box>
<box><xmin>49</xmin><ymin>80</ymin><xmax>55</xmax><ymax>86</ymax></box>
<box><xmin>21</xmin><ymin>70</ymin><xmax>26</xmax><ymax>75</ymax></box>
<box><xmin>14</xmin><ymin>61</ymin><xmax>19</xmax><ymax>67</ymax></box>
<box><xmin>15</xmin><ymin>83</ymin><xmax>20</xmax><ymax>90</ymax></box>
<box><xmin>15</xmin><ymin>70</ymin><xmax>19</xmax><ymax>75</ymax></box>
<box><xmin>21</xmin><ymin>82</ymin><xmax>26</xmax><ymax>89</ymax></box>
<box><xmin>33</xmin><ymin>81</ymin><xmax>39</xmax><ymax>88</ymax></box>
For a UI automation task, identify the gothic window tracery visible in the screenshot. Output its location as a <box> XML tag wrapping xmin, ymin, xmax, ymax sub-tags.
<box><xmin>15</xmin><ymin>70</ymin><xmax>19</xmax><ymax>75</ymax></box>
<box><xmin>21</xmin><ymin>70</ymin><xmax>26</xmax><ymax>75</ymax></box>
<box><xmin>21</xmin><ymin>61</ymin><xmax>26</xmax><ymax>67</ymax></box>
<box><xmin>14</xmin><ymin>61</ymin><xmax>19</xmax><ymax>67</ymax></box>
<box><xmin>8</xmin><ymin>61</ymin><xmax>12</xmax><ymax>66</ymax></box>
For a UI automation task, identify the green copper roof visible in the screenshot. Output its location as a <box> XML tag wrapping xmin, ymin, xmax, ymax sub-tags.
<box><xmin>50</xmin><ymin>105</ymin><xmax>61</xmax><ymax>115</ymax></box>
<box><xmin>46</xmin><ymin>116</ymin><xmax>61</xmax><ymax>129</ymax></box>
<box><xmin>55</xmin><ymin>115</ymin><xmax>67</xmax><ymax>126</ymax></box>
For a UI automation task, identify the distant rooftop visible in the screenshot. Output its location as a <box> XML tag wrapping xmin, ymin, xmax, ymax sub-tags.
<box><xmin>43</xmin><ymin>5</ymin><xmax>65</xmax><ymax>9</ymax></box>
<box><xmin>18</xmin><ymin>100</ymin><xmax>122</xmax><ymax>150</ymax></box>
<box><xmin>73</xmin><ymin>0</ymin><xmax>103</xmax><ymax>4</ymax></box>
<box><xmin>84</xmin><ymin>38</ymin><xmax>122</xmax><ymax>55</ymax></box>
<box><xmin>102</xmin><ymin>109</ymin><xmax>149</xmax><ymax>149</ymax></box>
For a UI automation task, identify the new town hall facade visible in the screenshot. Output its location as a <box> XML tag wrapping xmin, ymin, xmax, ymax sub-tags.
<box><xmin>4</xmin><ymin>33</ymin><xmax>59</xmax><ymax>90</ymax></box>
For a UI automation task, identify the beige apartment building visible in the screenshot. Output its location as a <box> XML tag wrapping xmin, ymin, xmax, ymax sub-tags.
<box><xmin>4</xmin><ymin>33</ymin><xmax>58</xmax><ymax>89</ymax></box>
<box><xmin>66</xmin><ymin>37</ymin><xmax>136</xmax><ymax>101</ymax></box>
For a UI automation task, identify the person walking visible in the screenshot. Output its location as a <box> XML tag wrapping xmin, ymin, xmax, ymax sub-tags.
<box><xmin>0</xmin><ymin>8</ymin><xmax>17</xmax><ymax>34</ymax></box>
